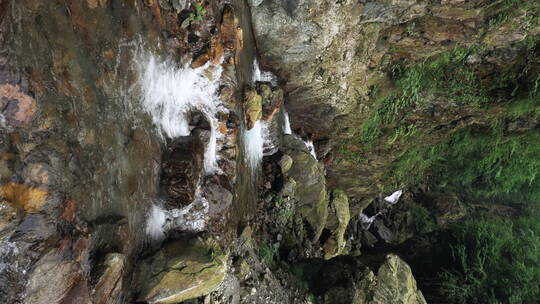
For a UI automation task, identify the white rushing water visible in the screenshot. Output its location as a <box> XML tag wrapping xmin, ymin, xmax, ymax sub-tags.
<box><xmin>136</xmin><ymin>53</ymin><xmax>224</xmax><ymax>174</ymax></box>
<box><xmin>384</xmin><ymin>190</ymin><xmax>403</xmax><ymax>204</ymax></box>
<box><xmin>359</xmin><ymin>212</ymin><xmax>380</xmax><ymax>230</ymax></box>
<box><xmin>304</xmin><ymin>139</ymin><xmax>317</xmax><ymax>159</ymax></box>
<box><xmin>145</xmin><ymin>204</ymin><xmax>168</xmax><ymax>242</ymax></box>
<box><xmin>244</xmin><ymin>120</ymin><xmax>265</xmax><ymax>171</ymax></box>
<box><xmin>282</xmin><ymin>108</ymin><xmax>292</xmax><ymax>135</ymax></box>
<box><xmin>252</xmin><ymin>58</ymin><xmax>277</xmax><ymax>84</ymax></box>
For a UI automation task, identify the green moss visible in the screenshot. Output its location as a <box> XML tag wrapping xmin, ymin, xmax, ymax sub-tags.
<box><xmin>257</xmin><ymin>241</ymin><xmax>279</xmax><ymax>268</ymax></box>
<box><xmin>394</xmin><ymin>123</ymin><xmax>540</xmax><ymax>204</ymax></box>
<box><xmin>356</xmin><ymin>46</ymin><xmax>509</xmax><ymax>146</ymax></box>
<box><xmin>411</xmin><ymin>205</ymin><xmax>437</xmax><ymax>234</ymax></box>
<box><xmin>340</xmin><ymin>35</ymin><xmax>539</xmax><ymax>165</ymax></box>
<box><xmin>438</xmin><ymin>213</ymin><xmax>540</xmax><ymax>304</ymax></box>
<box><xmin>487</xmin><ymin>0</ymin><xmax>540</xmax><ymax>27</ymax></box>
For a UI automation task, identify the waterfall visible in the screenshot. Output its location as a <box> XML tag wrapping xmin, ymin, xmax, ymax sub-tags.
<box><xmin>282</xmin><ymin>108</ymin><xmax>292</xmax><ymax>135</ymax></box>
<box><xmin>359</xmin><ymin>212</ymin><xmax>380</xmax><ymax>230</ymax></box>
<box><xmin>282</xmin><ymin>108</ymin><xmax>317</xmax><ymax>160</ymax></box>
<box><xmin>384</xmin><ymin>190</ymin><xmax>403</xmax><ymax>204</ymax></box>
<box><xmin>252</xmin><ymin>58</ymin><xmax>277</xmax><ymax>84</ymax></box>
<box><xmin>136</xmin><ymin>53</ymin><xmax>224</xmax><ymax>174</ymax></box>
<box><xmin>145</xmin><ymin>204</ymin><xmax>168</xmax><ymax>241</ymax></box>
<box><xmin>304</xmin><ymin>139</ymin><xmax>317</xmax><ymax>159</ymax></box>
<box><xmin>244</xmin><ymin>120</ymin><xmax>264</xmax><ymax>171</ymax></box>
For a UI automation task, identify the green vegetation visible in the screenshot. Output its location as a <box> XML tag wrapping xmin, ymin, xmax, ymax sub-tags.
<box><xmin>410</xmin><ymin>205</ymin><xmax>436</xmax><ymax>234</ymax></box>
<box><xmin>439</xmin><ymin>214</ymin><xmax>540</xmax><ymax>304</ymax></box>
<box><xmin>487</xmin><ymin>0</ymin><xmax>540</xmax><ymax>27</ymax></box>
<box><xmin>189</xmin><ymin>3</ymin><xmax>207</xmax><ymax>22</ymax></box>
<box><xmin>257</xmin><ymin>241</ymin><xmax>279</xmax><ymax>268</ymax></box>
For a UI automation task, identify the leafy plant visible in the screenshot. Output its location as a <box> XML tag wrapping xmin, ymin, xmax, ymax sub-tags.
<box><xmin>189</xmin><ymin>3</ymin><xmax>207</xmax><ymax>21</ymax></box>
<box><xmin>257</xmin><ymin>241</ymin><xmax>279</xmax><ymax>267</ymax></box>
<box><xmin>438</xmin><ymin>215</ymin><xmax>540</xmax><ymax>304</ymax></box>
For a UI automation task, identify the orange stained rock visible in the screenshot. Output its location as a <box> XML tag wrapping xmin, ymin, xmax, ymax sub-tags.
<box><xmin>0</xmin><ymin>183</ymin><xmax>48</xmax><ymax>213</ymax></box>
<box><xmin>192</xmin><ymin>36</ymin><xmax>225</xmax><ymax>68</ymax></box>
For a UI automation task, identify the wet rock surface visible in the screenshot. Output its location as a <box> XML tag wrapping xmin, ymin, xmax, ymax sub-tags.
<box><xmin>135</xmin><ymin>235</ymin><xmax>226</xmax><ymax>304</ymax></box>
<box><xmin>1</xmin><ymin>0</ymin><xmax>535</xmax><ymax>302</ymax></box>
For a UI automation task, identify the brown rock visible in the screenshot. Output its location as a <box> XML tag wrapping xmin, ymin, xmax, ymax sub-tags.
<box><xmin>0</xmin><ymin>198</ymin><xmax>21</xmax><ymax>240</ymax></box>
<box><xmin>220</xmin><ymin>6</ymin><xmax>237</xmax><ymax>50</ymax></box>
<box><xmin>0</xmin><ymin>84</ymin><xmax>37</xmax><ymax>127</ymax></box>
<box><xmin>192</xmin><ymin>36</ymin><xmax>224</xmax><ymax>68</ymax></box>
<box><xmin>92</xmin><ymin>253</ymin><xmax>126</xmax><ymax>304</ymax></box>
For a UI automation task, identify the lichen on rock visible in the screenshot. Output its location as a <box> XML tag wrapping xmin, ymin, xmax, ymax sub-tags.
<box><xmin>135</xmin><ymin>235</ymin><xmax>227</xmax><ymax>304</ymax></box>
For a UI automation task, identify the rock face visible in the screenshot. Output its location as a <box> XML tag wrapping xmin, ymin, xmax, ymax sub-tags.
<box><xmin>135</xmin><ymin>235</ymin><xmax>227</xmax><ymax>304</ymax></box>
<box><xmin>91</xmin><ymin>253</ymin><xmax>125</xmax><ymax>304</ymax></box>
<box><xmin>283</xmin><ymin>134</ymin><xmax>328</xmax><ymax>241</ymax></box>
<box><xmin>324</xmin><ymin>189</ymin><xmax>350</xmax><ymax>259</ymax></box>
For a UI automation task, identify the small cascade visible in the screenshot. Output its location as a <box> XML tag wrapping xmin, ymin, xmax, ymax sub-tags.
<box><xmin>384</xmin><ymin>190</ymin><xmax>403</xmax><ymax>204</ymax></box>
<box><xmin>145</xmin><ymin>204</ymin><xmax>168</xmax><ymax>242</ymax></box>
<box><xmin>282</xmin><ymin>107</ymin><xmax>317</xmax><ymax>160</ymax></box>
<box><xmin>252</xmin><ymin>58</ymin><xmax>277</xmax><ymax>85</ymax></box>
<box><xmin>145</xmin><ymin>188</ymin><xmax>211</xmax><ymax>241</ymax></box>
<box><xmin>136</xmin><ymin>52</ymin><xmax>224</xmax><ymax>174</ymax></box>
<box><xmin>282</xmin><ymin>108</ymin><xmax>292</xmax><ymax>135</ymax></box>
<box><xmin>304</xmin><ymin>139</ymin><xmax>317</xmax><ymax>159</ymax></box>
<box><xmin>166</xmin><ymin>188</ymin><xmax>210</xmax><ymax>232</ymax></box>
<box><xmin>360</xmin><ymin>212</ymin><xmax>380</xmax><ymax>230</ymax></box>
<box><xmin>243</xmin><ymin>120</ymin><xmax>265</xmax><ymax>171</ymax></box>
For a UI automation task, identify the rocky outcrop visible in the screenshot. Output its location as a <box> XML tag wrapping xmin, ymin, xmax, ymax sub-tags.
<box><xmin>91</xmin><ymin>253</ymin><xmax>125</xmax><ymax>304</ymax></box>
<box><xmin>283</xmin><ymin>134</ymin><xmax>328</xmax><ymax>241</ymax></box>
<box><xmin>323</xmin><ymin>189</ymin><xmax>350</xmax><ymax>259</ymax></box>
<box><xmin>363</xmin><ymin>254</ymin><xmax>427</xmax><ymax>304</ymax></box>
<box><xmin>135</xmin><ymin>235</ymin><xmax>227</xmax><ymax>304</ymax></box>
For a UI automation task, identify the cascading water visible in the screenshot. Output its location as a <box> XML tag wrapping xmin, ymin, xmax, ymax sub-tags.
<box><xmin>304</xmin><ymin>140</ymin><xmax>317</xmax><ymax>159</ymax></box>
<box><xmin>282</xmin><ymin>108</ymin><xmax>292</xmax><ymax>135</ymax></box>
<box><xmin>136</xmin><ymin>52</ymin><xmax>225</xmax><ymax>240</ymax></box>
<box><xmin>252</xmin><ymin>58</ymin><xmax>277</xmax><ymax>85</ymax></box>
<box><xmin>242</xmin><ymin>59</ymin><xmax>276</xmax><ymax>172</ymax></box>
<box><xmin>243</xmin><ymin>120</ymin><xmax>264</xmax><ymax>172</ymax></box>
<box><xmin>384</xmin><ymin>190</ymin><xmax>403</xmax><ymax>204</ymax></box>
<box><xmin>282</xmin><ymin>107</ymin><xmax>317</xmax><ymax>160</ymax></box>
<box><xmin>145</xmin><ymin>204</ymin><xmax>168</xmax><ymax>242</ymax></box>
<box><xmin>136</xmin><ymin>52</ymin><xmax>224</xmax><ymax>174</ymax></box>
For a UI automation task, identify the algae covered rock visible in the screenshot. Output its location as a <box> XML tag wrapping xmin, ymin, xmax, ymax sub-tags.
<box><xmin>367</xmin><ymin>254</ymin><xmax>427</xmax><ymax>304</ymax></box>
<box><xmin>324</xmin><ymin>189</ymin><xmax>350</xmax><ymax>259</ymax></box>
<box><xmin>136</xmin><ymin>235</ymin><xmax>227</xmax><ymax>304</ymax></box>
<box><xmin>283</xmin><ymin>135</ymin><xmax>328</xmax><ymax>241</ymax></box>
<box><xmin>244</xmin><ymin>89</ymin><xmax>263</xmax><ymax>130</ymax></box>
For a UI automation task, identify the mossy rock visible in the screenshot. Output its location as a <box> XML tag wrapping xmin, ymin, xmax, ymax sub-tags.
<box><xmin>136</xmin><ymin>235</ymin><xmax>227</xmax><ymax>304</ymax></box>
<box><xmin>324</xmin><ymin>189</ymin><xmax>350</xmax><ymax>259</ymax></box>
<box><xmin>244</xmin><ymin>89</ymin><xmax>263</xmax><ymax>129</ymax></box>
<box><xmin>283</xmin><ymin>135</ymin><xmax>328</xmax><ymax>241</ymax></box>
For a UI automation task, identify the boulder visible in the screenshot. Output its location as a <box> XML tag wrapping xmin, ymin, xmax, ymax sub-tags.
<box><xmin>160</xmin><ymin>136</ymin><xmax>204</xmax><ymax>208</ymax></box>
<box><xmin>283</xmin><ymin>135</ymin><xmax>328</xmax><ymax>241</ymax></box>
<box><xmin>258</xmin><ymin>84</ymin><xmax>284</xmax><ymax>123</ymax></box>
<box><xmin>91</xmin><ymin>253</ymin><xmax>125</xmax><ymax>304</ymax></box>
<box><xmin>244</xmin><ymin>89</ymin><xmax>262</xmax><ymax>130</ymax></box>
<box><xmin>324</xmin><ymin>189</ymin><xmax>350</xmax><ymax>259</ymax></box>
<box><xmin>136</xmin><ymin>235</ymin><xmax>227</xmax><ymax>304</ymax></box>
<box><xmin>367</xmin><ymin>254</ymin><xmax>427</xmax><ymax>304</ymax></box>
<box><xmin>278</xmin><ymin>154</ymin><xmax>293</xmax><ymax>174</ymax></box>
